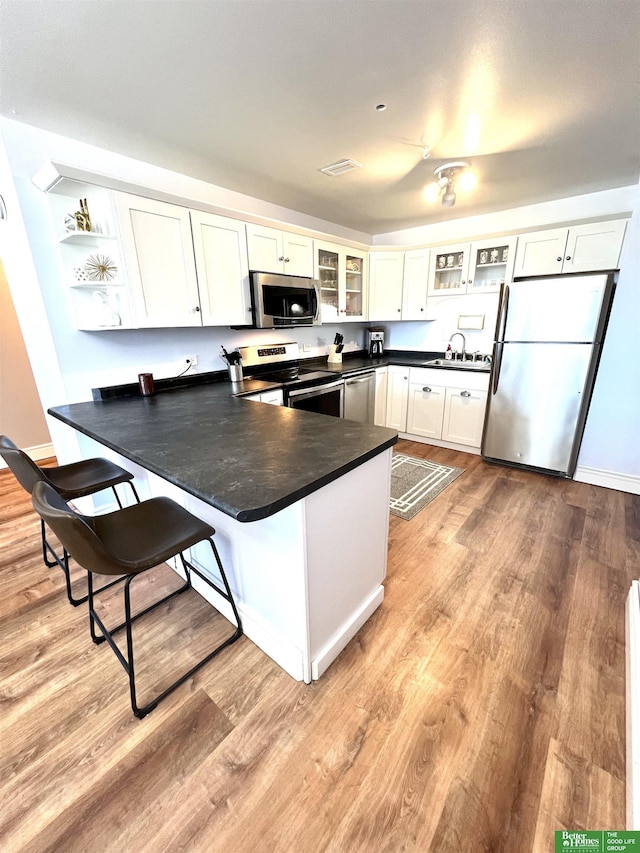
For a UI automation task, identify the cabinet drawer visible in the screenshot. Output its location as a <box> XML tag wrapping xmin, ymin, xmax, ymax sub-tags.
<box><xmin>409</xmin><ymin>367</ymin><xmax>489</xmax><ymax>392</ymax></box>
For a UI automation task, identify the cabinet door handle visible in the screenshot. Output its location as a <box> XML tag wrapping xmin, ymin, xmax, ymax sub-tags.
<box><xmin>565</xmin><ymin>255</ymin><xmax>571</xmax><ymax>261</ymax></box>
<box><xmin>284</xmin><ymin>257</ymin><xmax>290</xmax><ymax>263</ymax></box>
<box><xmin>194</xmin><ymin>306</ymin><xmax>201</xmax><ymax>313</ymax></box>
<box><xmin>556</xmin><ymin>256</ymin><xmax>562</xmax><ymax>262</ymax></box>
<box><xmin>278</xmin><ymin>256</ymin><xmax>285</xmax><ymax>261</ymax></box>
<box><xmin>420</xmin><ymin>307</ymin><xmax>424</xmax><ymax>312</ymax></box>
<box><xmin>460</xmin><ymin>390</ymin><xmax>471</xmax><ymax>397</ymax></box>
<box><xmin>397</xmin><ymin>308</ymin><xmax>401</xmax><ymax>312</ymax></box>
<box><xmin>422</xmin><ymin>386</ymin><xmax>432</xmax><ymax>393</ymax></box>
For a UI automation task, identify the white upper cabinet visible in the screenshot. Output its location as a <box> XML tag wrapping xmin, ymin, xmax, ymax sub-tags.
<box><xmin>116</xmin><ymin>195</ymin><xmax>252</xmax><ymax>328</ymax></box>
<box><xmin>513</xmin><ymin>220</ymin><xmax>627</xmax><ymax>277</ymax></box>
<box><xmin>315</xmin><ymin>241</ymin><xmax>367</xmax><ymax>323</ymax></box>
<box><xmin>246</xmin><ymin>224</ymin><xmax>314</xmax><ymax>277</ymax></box>
<box><xmin>368</xmin><ymin>252</ymin><xmax>405</xmax><ymax>320</ymax></box>
<box><xmin>190</xmin><ymin>211</ymin><xmax>251</xmax><ymax>327</ymax></box>
<box><xmin>401</xmin><ymin>248</ymin><xmax>430</xmax><ymax>320</ymax></box>
<box><xmin>115</xmin><ymin>194</ymin><xmax>201</xmax><ymax>328</ymax></box>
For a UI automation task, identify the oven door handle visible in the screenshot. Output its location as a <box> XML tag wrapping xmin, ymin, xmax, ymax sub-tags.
<box><xmin>287</xmin><ymin>379</ymin><xmax>344</xmax><ymax>399</ymax></box>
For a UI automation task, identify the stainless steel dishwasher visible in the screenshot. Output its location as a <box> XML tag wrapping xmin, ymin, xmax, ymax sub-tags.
<box><xmin>343</xmin><ymin>370</ymin><xmax>376</xmax><ymax>424</ymax></box>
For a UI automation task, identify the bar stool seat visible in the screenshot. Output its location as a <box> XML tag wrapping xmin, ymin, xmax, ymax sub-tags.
<box><xmin>31</xmin><ymin>481</ymin><xmax>243</xmax><ymax>719</ymax></box>
<box><xmin>44</xmin><ymin>457</ymin><xmax>137</xmax><ymax>500</ymax></box>
<box><xmin>0</xmin><ymin>435</ymin><xmax>139</xmax><ymax>605</ymax></box>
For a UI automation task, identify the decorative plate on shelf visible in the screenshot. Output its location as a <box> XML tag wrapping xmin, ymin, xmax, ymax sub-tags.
<box><xmin>84</xmin><ymin>253</ymin><xmax>118</xmax><ymax>281</ymax></box>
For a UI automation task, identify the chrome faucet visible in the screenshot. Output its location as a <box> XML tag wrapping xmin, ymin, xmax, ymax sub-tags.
<box><xmin>448</xmin><ymin>332</ymin><xmax>467</xmax><ymax>361</ymax></box>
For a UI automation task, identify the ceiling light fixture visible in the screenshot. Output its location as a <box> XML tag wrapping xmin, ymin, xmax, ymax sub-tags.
<box><xmin>425</xmin><ymin>161</ymin><xmax>475</xmax><ymax>207</ymax></box>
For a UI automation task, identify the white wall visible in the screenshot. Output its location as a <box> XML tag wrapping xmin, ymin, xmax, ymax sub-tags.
<box><xmin>383</xmin><ymin>291</ymin><xmax>499</xmax><ymax>357</ymax></box>
<box><xmin>577</xmin><ymin>186</ymin><xmax>640</xmax><ymax>482</ymax></box>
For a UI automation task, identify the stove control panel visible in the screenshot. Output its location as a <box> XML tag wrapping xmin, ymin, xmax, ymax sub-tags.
<box><xmin>239</xmin><ymin>342</ymin><xmax>299</xmax><ymax>368</ymax></box>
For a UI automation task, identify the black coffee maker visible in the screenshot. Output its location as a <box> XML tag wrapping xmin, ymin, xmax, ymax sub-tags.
<box><xmin>367</xmin><ymin>328</ymin><xmax>385</xmax><ymax>358</ymax></box>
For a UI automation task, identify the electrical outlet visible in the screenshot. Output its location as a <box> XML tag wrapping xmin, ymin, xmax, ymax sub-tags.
<box><xmin>184</xmin><ymin>354</ymin><xmax>198</xmax><ymax>368</ymax></box>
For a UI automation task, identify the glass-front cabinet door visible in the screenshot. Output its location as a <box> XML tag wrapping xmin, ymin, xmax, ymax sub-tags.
<box><xmin>427</xmin><ymin>237</ymin><xmax>518</xmax><ymax>297</ymax></box>
<box><xmin>467</xmin><ymin>236</ymin><xmax>517</xmax><ymax>293</ymax></box>
<box><xmin>427</xmin><ymin>243</ymin><xmax>469</xmax><ymax>296</ymax></box>
<box><xmin>315</xmin><ymin>241</ymin><xmax>367</xmax><ymax>323</ymax></box>
<box><xmin>344</xmin><ymin>250</ymin><xmax>365</xmax><ymax>320</ymax></box>
<box><xmin>317</xmin><ymin>244</ymin><xmax>340</xmax><ymax>322</ymax></box>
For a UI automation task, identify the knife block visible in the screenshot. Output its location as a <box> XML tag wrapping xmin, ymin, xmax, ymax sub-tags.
<box><xmin>327</xmin><ymin>345</ymin><xmax>342</xmax><ymax>364</ymax></box>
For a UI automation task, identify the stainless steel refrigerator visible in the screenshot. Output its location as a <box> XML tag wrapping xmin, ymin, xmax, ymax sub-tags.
<box><xmin>481</xmin><ymin>273</ymin><xmax>615</xmax><ymax>477</ymax></box>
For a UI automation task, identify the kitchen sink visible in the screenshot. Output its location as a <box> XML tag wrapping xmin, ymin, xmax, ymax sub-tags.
<box><xmin>421</xmin><ymin>358</ymin><xmax>490</xmax><ymax>370</ymax></box>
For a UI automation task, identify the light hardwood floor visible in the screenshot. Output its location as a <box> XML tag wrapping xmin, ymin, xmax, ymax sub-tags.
<box><xmin>1</xmin><ymin>441</ymin><xmax>638</xmax><ymax>852</ymax></box>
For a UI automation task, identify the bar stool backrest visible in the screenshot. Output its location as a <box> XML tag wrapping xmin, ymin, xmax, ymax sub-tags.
<box><xmin>32</xmin><ymin>481</ymin><xmax>124</xmax><ymax>577</ymax></box>
<box><xmin>0</xmin><ymin>435</ymin><xmax>53</xmax><ymax>494</ymax></box>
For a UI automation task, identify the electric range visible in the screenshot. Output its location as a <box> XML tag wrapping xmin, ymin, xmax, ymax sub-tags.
<box><xmin>238</xmin><ymin>343</ymin><xmax>344</xmax><ymax>417</ymax></box>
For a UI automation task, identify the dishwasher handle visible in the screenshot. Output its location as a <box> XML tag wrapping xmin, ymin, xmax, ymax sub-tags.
<box><xmin>346</xmin><ymin>373</ymin><xmax>375</xmax><ymax>385</ymax></box>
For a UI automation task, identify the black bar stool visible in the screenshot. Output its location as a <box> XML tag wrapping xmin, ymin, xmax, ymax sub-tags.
<box><xmin>31</xmin><ymin>481</ymin><xmax>243</xmax><ymax>719</ymax></box>
<box><xmin>0</xmin><ymin>435</ymin><xmax>140</xmax><ymax>605</ymax></box>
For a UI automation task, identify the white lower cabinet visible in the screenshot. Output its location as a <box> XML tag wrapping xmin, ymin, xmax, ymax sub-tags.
<box><xmin>385</xmin><ymin>366</ymin><xmax>410</xmax><ymax>431</ymax></box>
<box><xmin>405</xmin><ymin>367</ymin><xmax>490</xmax><ymax>450</ymax></box>
<box><xmin>374</xmin><ymin>367</ymin><xmax>388</xmax><ymax>426</ymax></box>
<box><xmin>243</xmin><ymin>389</ymin><xmax>283</xmax><ymax>405</ymax></box>
<box><xmin>407</xmin><ymin>379</ymin><xmax>446</xmax><ymax>439</ymax></box>
<box><xmin>259</xmin><ymin>389</ymin><xmax>284</xmax><ymax>405</ymax></box>
<box><xmin>441</xmin><ymin>384</ymin><xmax>487</xmax><ymax>446</ymax></box>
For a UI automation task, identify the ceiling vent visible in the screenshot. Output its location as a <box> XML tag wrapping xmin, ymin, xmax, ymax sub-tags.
<box><xmin>319</xmin><ymin>159</ymin><xmax>363</xmax><ymax>177</ymax></box>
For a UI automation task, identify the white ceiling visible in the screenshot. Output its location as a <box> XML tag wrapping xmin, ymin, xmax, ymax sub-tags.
<box><xmin>1</xmin><ymin>0</ymin><xmax>639</xmax><ymax>236</ymax></box>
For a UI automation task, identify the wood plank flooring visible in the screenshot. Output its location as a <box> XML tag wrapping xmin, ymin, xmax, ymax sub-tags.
<box><xmin>1</xmin><ymin>441</ymin><xmax>638</xmax><ymax>852</ymax></box>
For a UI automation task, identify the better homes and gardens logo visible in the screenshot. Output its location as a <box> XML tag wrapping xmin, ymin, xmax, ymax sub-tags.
<box><xmin>555</xmin><ymin>831</ymin><xmax>640</xmax><ymax>851</ymax></box>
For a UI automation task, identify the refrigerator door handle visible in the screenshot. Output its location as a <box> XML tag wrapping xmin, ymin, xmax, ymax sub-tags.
<box><xmin>497</xmin><ymin>284</ymin><xmax>510</xmax><ymax>342</ymax></box>
<box><xmin>492</xmin><ymin>342</ymin><xmax>503</xmax><ymax>395</ymax></box>
<box><xmin>492</xmin><ymin>284</ymin><xmax>509</xmax><ymax>395</ymax></box>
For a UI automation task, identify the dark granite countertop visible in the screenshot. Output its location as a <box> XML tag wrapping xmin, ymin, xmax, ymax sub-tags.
<box><xmin>308</xmin><ymin>350</ymin><xmax>491</xmax><ymax>376</ymax></box>
<box><xmin>49</xmin><ymin>382</ymin><xmax>398</xmax><ymax>523</ymax></box>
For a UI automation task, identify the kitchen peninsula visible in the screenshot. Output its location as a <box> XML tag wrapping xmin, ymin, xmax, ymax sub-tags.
<box><xmin>49</xmin><ymin>381</ymin><xmax>398</xmax><ymax>683</ymax></box>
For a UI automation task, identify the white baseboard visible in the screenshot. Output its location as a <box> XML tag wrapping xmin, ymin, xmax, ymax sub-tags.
<box><xmin>574</xmin><ymin>465</ymin><xmax>640</xmax><ymax>495</ymax></box>
<box><xmin>0</xmin><ymin>442</ymin><xmax>54</xmax><ymax>469</ymax></box>
<box><xmin>311</xmin><ymin>585</ymin><xmax>385</xmax><ymax>680</ymax></box>
<box><xmin>398</xmin><ymin>433</ymin><xmax>481</xmax><ymax>456</ymax></box>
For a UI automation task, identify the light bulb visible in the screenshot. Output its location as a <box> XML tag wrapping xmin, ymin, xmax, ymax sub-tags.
<box><xmin>423</xmin><ymin>182</ymin><xmax>440</xmax><ymax>203</ymax></box>
<box><xmin>458</xmin><ymin>169</ymin><xmax>477</xmax><ymax>192</ymax></box>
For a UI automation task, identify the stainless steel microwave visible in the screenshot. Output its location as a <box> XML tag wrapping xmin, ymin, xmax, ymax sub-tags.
<box><xmin>250</xmin><ymin>271</ymin><xmax>320</xmax><ymax>328</ymax></box>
